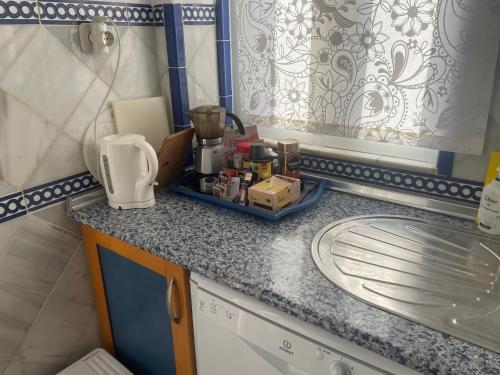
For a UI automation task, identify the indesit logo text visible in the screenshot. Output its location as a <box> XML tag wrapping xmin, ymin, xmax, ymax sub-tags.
<box><xmin>279</xmin><ymin>339</ymin><xmax>294</xmax><ymax>356</ymax></box>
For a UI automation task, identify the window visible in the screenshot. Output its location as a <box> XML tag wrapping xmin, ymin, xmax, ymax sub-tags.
<box><xmin>230</xmin><ymin>0</ymin><xmax>499</xmax><ymax>172</ymax></box>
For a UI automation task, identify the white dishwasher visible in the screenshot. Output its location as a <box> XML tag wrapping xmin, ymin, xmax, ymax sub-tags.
<box><xmin>190</xmin><ymin>273</ymin><xmax>421</xmax><ymax>375</ymax></box>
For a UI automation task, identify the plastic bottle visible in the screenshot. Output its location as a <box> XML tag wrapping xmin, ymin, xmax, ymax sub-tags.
<box><xmin>234</xmin><ymin>142</ymin><xmax>250</xmax><ymax>170</ymax></box>
<box><xmin>478</xmin><ymin>167</ymin><xmax>500</xmax><ymax>235</ymax></box>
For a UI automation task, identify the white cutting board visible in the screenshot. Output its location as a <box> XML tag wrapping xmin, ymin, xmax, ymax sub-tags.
<box><xmin>112</xmin><ymin>97</ymin><xmax>170</xmax><ymax>152</ymax></box>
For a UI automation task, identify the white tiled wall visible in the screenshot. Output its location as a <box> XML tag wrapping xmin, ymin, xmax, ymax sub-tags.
<box><xmin>182</xmin><ymin>0</ymin><xmax>218</xmax><ymax>108</ymax></box>
<box><xmin>0</xmin><ymin>215</ymin><xmax>94</xmax><ymax>375</ymax></box>
<box><xmin>184</xmin><ymin>24</ymin><xmax>219</xmax><ymax>108</ymax></box>
<box><xmin>155</xmin><ymin>22</ymin><xmax>174</xmax><ymax>131</ymax></box>
<box><xmin>0</xmin><ymin>23</ymin><xmax>163</xmax><ymax>191</ymax></box>
<box><xmin>0</xmin><ymin>8</ymin><xmax>169</xmax><ymax>374</ymax></box>
<box><xmin>453</xmin><ymin>55</ymin><xmax>500</xmax><ymax>182</ymax></box>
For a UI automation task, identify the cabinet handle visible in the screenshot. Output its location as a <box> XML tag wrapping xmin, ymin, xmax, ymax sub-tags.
<box><xmin>167</xmin><ymin>277</ymin><xmax>180</xmax><ymax>324</ymax></box>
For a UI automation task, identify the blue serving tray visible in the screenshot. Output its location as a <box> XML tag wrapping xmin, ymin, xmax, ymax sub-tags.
<box><xmin>168</xmin><ymin>171</ymin><xmax>327</xmax><ymax>221</ymax></box>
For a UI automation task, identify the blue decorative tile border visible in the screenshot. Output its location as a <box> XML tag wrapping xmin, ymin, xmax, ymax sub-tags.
<box><xmin>123</xmin><ymin>2</ymin><xmax>154</xmax><ymax>26</ymax></box>
<box><xmin>24</xmin><ymin>171</ymin><xmax>100</xmax><ymax>211</ymax></box>
<box><xmin>301</xmin><ymin>154</ymin><xmax>483</xmax><ymax>204</ymax></box>
<box><xmin>0</xmin><ymin>0</ymin><xmax>42</xmax><ymax>24</ymax></box>
<box><xmin>182</xmin><ymin>4</ymin><xmax>215</xmax><ymax>25</ymax></box>
<box><xmin>0</xmin><ymin>172</ymin><xmax>100</xmax><ymax>224</ymax></box>
<box><xmin>153</xmin><ymin>4</ymin><xmax>163</xmax><ymax>25</ymax></box>
<box><xmin>0</xmin><ymin>0</ymin><xmax>154</xmax><ymax>26</ymax></box>
<box><xmin>0</xmin><ymin>157</ymin><xmax>482</xmax><ymax>224</ymax></box>
<box><xmin>0</xmin><ymin>1</ymin><xmax>215</xmax><ymax>26</ymax></box>
<box><xmin>0</xmin><ymin>191</ymin><xmax>29</xmax><ymax>223</ymax></box>
<box><xmin>154</xmin><ymin>4</ymin><xmax>216</xmax><ymax>26</ymax></box>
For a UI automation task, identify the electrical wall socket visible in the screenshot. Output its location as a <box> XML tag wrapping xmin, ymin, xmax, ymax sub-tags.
<box><xmin>79</xmin><ymin>17</ymin><xmax>114</xmax><ymax>54</ymax></box>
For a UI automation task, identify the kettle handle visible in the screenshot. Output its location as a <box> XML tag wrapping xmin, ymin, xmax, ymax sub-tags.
<box><xmin>226</xmin><ymin>112</ymin><xmax>246</xmax><ymax>136</ymax></box>
<box><xmin>133</xmin><ymin>140</ymin><xmax>159</xmax><ymax>201</ymax></box>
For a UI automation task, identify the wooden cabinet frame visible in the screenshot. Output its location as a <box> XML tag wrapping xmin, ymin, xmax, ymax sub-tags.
<box><xmin>82</xmin><ymin>225</ymin><xmax>196</xmax><ymax>375</ymax></box>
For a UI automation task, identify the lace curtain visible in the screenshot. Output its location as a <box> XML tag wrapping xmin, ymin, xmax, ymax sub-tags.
<box><xmin>232</xmin><ymin>0</ymin><xmax>499</xmax><ymax>155</ymax></box>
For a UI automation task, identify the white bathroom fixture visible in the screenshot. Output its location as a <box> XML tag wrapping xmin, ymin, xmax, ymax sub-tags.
<box><xmin>58</xmin><ymin>349</ymin><xmax>132</xmax><ymax>375</ymax></box>
<box><xmin>79</xmin><ymin>17</ymin><xmax>115</xmax><ymax>54</ymax></box>
<box><xmin>99</xmin><ymin>134</ymin><xmax>158</xmax><ymax>210</ymax></box>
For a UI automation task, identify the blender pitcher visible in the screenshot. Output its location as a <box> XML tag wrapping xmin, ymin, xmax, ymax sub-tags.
<box><xmin>187</xmin><ymin>106</ymin><xmax>246</xmax><ymax>140</ymax></box>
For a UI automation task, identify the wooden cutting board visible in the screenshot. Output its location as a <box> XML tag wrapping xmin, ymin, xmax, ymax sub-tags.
<box><xmin>156</xmin><ymin>128</ymin><xmax>195</xmax><ymax>188</ymax></box>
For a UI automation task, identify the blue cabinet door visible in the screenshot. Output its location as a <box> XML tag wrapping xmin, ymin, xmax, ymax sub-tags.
<box><xmin>99</xmin><ymin>246</ymin><xmax>176</xmax><ymax>375</ymax></box>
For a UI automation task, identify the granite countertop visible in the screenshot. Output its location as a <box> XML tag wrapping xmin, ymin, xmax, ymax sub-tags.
<box><xmin>72</xmin><ymin>188</ymin><xmax>500</xmax><ymax>375</ymax></box>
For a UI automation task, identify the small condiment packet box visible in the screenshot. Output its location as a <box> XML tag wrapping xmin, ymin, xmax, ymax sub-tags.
<box><xmin>273</xmin><ymin>175</ymin><xmax>300</xmax><ymax>202</ymax></box>
<box><xmin>248</xmin><ymin>175</ymin><xmax>300</xmax><ymax>212</ymax></box>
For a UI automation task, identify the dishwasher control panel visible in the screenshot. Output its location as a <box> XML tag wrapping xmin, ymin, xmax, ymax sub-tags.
<box><xmin>197</xmin><ymin>289</ymin><xmax>240</xmax><ymax>331</ymax></box>
<box><xmin>196</xmin><ymin>288</ymin><xmax>388</xmax><ymax>375</ymax></box>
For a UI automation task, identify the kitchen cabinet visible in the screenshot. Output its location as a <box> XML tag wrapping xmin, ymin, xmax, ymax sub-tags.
<box><xmin>82</xmin><ymin>226</ymin><xmax>196</xmax><ymax>375</ymax></box>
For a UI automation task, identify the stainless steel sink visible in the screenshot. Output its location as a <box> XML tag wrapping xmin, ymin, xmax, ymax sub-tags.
<box><xmin>311</xmin><ymin>215</ymin><xmax>500</xmax><ymax>353</ymax></box>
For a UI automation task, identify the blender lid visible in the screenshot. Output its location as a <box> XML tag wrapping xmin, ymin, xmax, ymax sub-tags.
<box><xmin>190</xmin><ymin>105</ymin><xmax>226</xmax><ymax>114</ymax></box>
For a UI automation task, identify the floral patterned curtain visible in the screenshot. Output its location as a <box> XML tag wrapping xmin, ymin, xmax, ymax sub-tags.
<box><xmin>233</xmin><ymin>0</ymin><xmax>498</xmax><ymax>155</ymax></box>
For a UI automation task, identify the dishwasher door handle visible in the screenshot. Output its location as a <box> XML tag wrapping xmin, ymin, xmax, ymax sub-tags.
<box><xmin>166</xmin><ymin>277</ymin><xmax>180</xmax><ymax>324</ymax></box>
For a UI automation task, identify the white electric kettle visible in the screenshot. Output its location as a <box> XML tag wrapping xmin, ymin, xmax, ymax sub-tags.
<box><xmin>99</xmin><ymin>134</ymin><xmax>158</xmax><ymax>210</ymax></box>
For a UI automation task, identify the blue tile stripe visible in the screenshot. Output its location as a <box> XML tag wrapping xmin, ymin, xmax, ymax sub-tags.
<box><xmin>163</xmin><ymin>3</ymin><xmax>185</xmax><ymax>68</ymax></box>
<box><xmin>437</xmin><ymin>151</ymin><xmax>455</xmax><ymax>177</ymax></box>
<box><xmin>163</xmin><ymin>3</ymin><xmax>190</xmax><ymax>129</ymax></box>
<box><xmin>0</xmin><ymin>171</ymin><xmax>100</xmax><ymax>224</ymax></box>
<box><xmin>301</xmin><ymin>154</ymin><xmax>483</xmax><ymax>204</ymax></box>
<box><xmin>215</xmin><ymin>0</ymin><xmax>232</xmax><ymax>112</ymax></box>
<box><xmin>215</xmin><ymin>0</ymin><xmax>229</xmax><ymax>41</ymax></box>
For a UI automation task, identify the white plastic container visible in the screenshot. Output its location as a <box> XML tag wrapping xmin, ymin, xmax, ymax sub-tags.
<box><xmin>57</xmin><ymin>349</ymin><xmax>132</xmax><ymax>375</ymax></box>
<box><xmin>478</xmin><ymin>167</ymin><xmax>500</xmax><ymax>235</ymax></box>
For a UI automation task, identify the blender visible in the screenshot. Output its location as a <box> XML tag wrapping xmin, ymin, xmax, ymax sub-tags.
<box><xmin>188</xmin><ymin>106</ymin><xmax>246</xmax><ymax>193</ymax></box>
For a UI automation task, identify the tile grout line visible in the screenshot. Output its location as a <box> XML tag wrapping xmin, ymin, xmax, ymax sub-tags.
<box><xmin>186</xmin><ymin>69</ymin><xmax>218</xmax><ymax>104</ymax></box>
<box><xmin>0</xmin><ymin>22</ymin><xmax>98</xmax><ymax>187</ymax></box>
<box><xmin>125</xmin><ymin>1</ymin><xmax>130</xmax><ymax>28</ymax></box>
<box><xmin>52</xmin><ymin>26</ymin><xmax>129</xmax><ymax>128</ymax></box>
<box><xmin>8</xmin><ymin>238</ymin><xmax>85</xmax><ymax>369</ymax></box>
<box><xmin>35</xmin><ymin>0</ymin><xmax>42</xmax><ymax>26</ymax></box>
<box><xmin>21</xmin><ymin>127</ymin><xmax>73</xmax><ymax>192</ymax></box>
<box><xmin>0</xmin><ymin>24</ymin><xmax>97</xmax><ymax>129</ymax></box>
<box><xmin>0</xmin><ymin>25</ymin><xmax>39</xmax><ymax>83</ymax></box>
<box><xmin>59</xmin><ymin>76</ymin><xmax>101</xmax><ymax>133</ymax></box>
<box><xmin>0</xmin><ymin>280</ymin><xmax>49</xmax><ymax>299</ymax></box>
<box><xmin>148</xmin><ymin>4</ymin><xmax>167</xmax><ymax>79</ymax></box>
<box><xmin>50</xmin><ymin>239</ymin><xmax>98</xmax><ymax>364</ymax></box>
<box><xmin>131</xmin><ymin>27</ymin><xmax>158</xmax><ymax>58</ymax></box>
<box><xmin>11</xmin><ymin>20</ymin><xmax>126</xmax><ymax>188</ymax></box>
<box><xmin>20</xmin><ymin>189</ymin><xmax>30</xmax><ymax>216</ymax></box>
<box><xmin>0</xmin><ymin>214</ymin><xmax>26</xmax><ymax>268</ymax></box>
<box><xmin>184</xmin><ymin>23</ymin><xmax>211</xmax><ymax>68</ymax></box>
